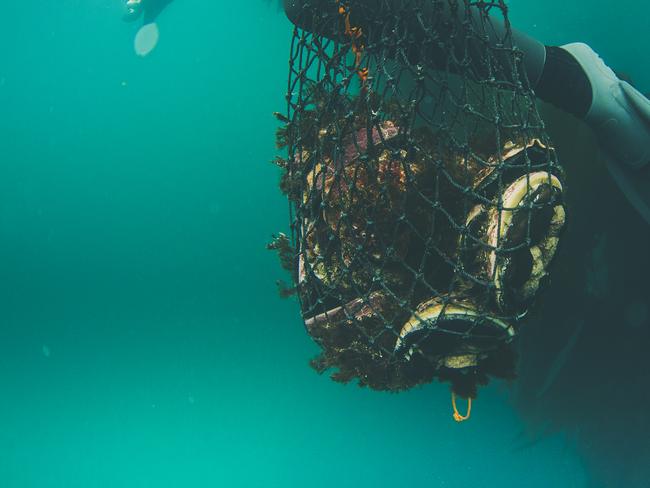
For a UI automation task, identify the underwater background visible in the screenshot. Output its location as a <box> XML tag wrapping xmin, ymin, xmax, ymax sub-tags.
<box><xmin>0</xmin><ymin>1</ymin><xmax>648</xmax><ymax>486</ymax></box>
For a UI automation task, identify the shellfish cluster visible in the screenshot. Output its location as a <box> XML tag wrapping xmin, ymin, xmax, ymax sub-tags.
<box><xmin>273</xmin><ymin>90</ymin><xmax>566</xmax><ymax>396</ymax></box>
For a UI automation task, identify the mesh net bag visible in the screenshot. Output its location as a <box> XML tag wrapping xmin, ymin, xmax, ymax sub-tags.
<box><xmin>271</xmin><ymin>0</ymin><xmax>566</xmax><ymax>399</ymax></box>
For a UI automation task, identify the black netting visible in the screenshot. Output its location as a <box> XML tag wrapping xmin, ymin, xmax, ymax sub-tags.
<box><xmin>271</xmin><ymin>0</ymin><xmax>566</xmax><ymax>398</ymax></box>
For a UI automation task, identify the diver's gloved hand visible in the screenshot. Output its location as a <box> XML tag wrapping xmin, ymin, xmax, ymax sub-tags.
<box><xmin>562</xmin><ymin>43</ymin><xmax>650</xmax><ymax>223</ymax></box>
<box><xmin>123</xmin><ymin>0</ymin><xmax>144</xmax><ymax>22</ymax></box>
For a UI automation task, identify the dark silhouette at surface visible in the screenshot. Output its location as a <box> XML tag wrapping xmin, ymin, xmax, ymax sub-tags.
<box><xmin>123</xmin><ymin>0</ymin><xmax>174</xmax><ymax>24</ymax></box>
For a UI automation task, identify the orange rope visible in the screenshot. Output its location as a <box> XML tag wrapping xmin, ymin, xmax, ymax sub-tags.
<box><xmin>336</xmin><ymin>1</ymin><xmax>369</xmax><ymax>85</ymax></box>
<box><xmin>451</xmin><ymin>392</ymin><xmax>472</xmax><ymax>422</ymax></box>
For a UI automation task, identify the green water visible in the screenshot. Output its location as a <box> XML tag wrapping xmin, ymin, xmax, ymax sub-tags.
<box><xmin>1</xmin><ymin>1</ymin><xmax>648</xmax><ymax>486</ymax></box>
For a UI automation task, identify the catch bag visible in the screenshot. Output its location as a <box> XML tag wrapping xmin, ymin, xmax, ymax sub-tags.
<box><xmin>271</xmin><ymin>0</ymin><xmax>566</xmax><ymax>399</ymax></box>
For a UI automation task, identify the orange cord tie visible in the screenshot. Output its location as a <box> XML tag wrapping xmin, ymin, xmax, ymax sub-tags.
<box><xmin>336</xmin><ymin>0</ymin><xmax>368</xmax><ymax>86</ymax></box>
<box><xmin>451</xmin><ymin>392</ymin><xmax>472</xmax><ymax>423</ymax></box>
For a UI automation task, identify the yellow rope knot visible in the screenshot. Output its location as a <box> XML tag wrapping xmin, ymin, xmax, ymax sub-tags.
<box><xmin>451</xmin><ymin>392</ymin><xmax>472</xmax><ymax>423</ymax></box>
